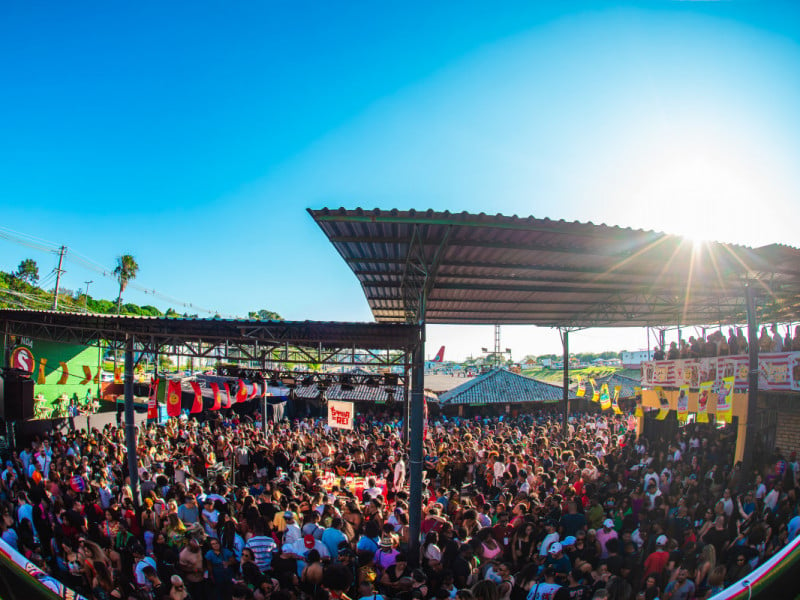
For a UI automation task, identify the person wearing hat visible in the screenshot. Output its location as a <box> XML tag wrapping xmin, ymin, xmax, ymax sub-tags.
<box><xmin>374</xmin><ymin>534</ymin><xmax>400</xmax><ymax>572</ymax></box>
<box><xmin>282</xmin><ymin>510</ymin><xmax>302</xmax><ymax>544</ymax></box>
<box><xmin>544</xmin><ymin>542</ymin><xmax>571</xmax><ymax>581</ymax></box>
<box><xmin>596</xmin><ymin>519</ymin><xmax>618</xmax><ymax>559</ymax></box>
<box><xmin>539</xmin><ymin>520</ymin><xmax>560</xmax><ymax>557</ymax></box>
<box><xmin>641</xmin><ymin>535</ymin><xmax>669</xmax><ymax>585</ymax></box>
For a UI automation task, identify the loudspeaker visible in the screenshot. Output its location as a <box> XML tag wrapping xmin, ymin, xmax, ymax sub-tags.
<box><xmin>0</xmin><ymin>374</ymin><xmax>34</xmax><ymax>421</ymax></box>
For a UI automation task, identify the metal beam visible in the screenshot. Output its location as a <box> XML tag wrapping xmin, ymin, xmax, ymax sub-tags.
<box><xmin>742</xmin><ymin>284</ymin><xmax>759</xmax><ymax>478</ymax></box>
<box><xmin>124</xmin><ymin>334</ymin><xmax>140</xmax><ymax>507</ymax></box>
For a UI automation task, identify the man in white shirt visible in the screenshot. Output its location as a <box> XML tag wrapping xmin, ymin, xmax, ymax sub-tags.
<box><xmin>539</xmin><ymin>521</ymin><xmax>560</xmax><ymax>557</ymax></box>
<box><xmin>201</xmin><ymin>499</ymin><xmax>219</xmax><ymax>538</ymax></box>
<box><xmin>393</xmin><ymin>455</ymin><xmax>407</xmax><ymax>491</ymax></box>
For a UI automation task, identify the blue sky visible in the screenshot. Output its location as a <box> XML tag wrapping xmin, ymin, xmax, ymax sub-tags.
<box><xmin>2</xmin><ymin>1</ymin><xmax>799</xmax><ymax>360</ymax></box>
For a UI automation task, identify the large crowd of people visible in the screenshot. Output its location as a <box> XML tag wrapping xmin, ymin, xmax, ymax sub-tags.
<box><xmin>1</xmin><ymin>407</ymin><xmax>799</xmax><ymax>600</ymax></box>
<box><xmin>652</xmin><ymin>324</ymin><xmax>800</xmax><ymax>360</ymax></box>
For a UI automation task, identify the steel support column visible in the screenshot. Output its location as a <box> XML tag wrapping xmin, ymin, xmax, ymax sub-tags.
<box><xmin>742</xmin><ymin>284</ymin><xmax>759</xmax><ymax>476</ymax></box>
<box><xmin>561</xmin><ymin>329</ymin><xmax>570</xmax><ymax>429</ymax></box>
<box><xmin>408</xmin><ymin>323</ymin><xmax>425</xmax><ymax>567</ymax></box>
<box><xmin>124</xmin><ymin>334</ymin><xmax>140</xmax><ymax>506</ymax></box>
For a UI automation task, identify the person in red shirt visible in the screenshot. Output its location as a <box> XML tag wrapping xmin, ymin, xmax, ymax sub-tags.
<box><xmin>641</xmin><ymin>535</ymin><xmax>670</xmax><ymax>586</ymax></box>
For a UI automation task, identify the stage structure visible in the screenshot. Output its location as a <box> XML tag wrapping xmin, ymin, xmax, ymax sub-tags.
<box><xmin>308</xmin><ymin>207</ymin><xmax>800</xmax><ymax>564</ymax></box>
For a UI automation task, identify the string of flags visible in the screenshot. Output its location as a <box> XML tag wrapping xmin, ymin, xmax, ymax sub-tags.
<box><xmin>147</xmin><ymin>378</ymin><xmax>268</xmax><ymax>419</ymax></box>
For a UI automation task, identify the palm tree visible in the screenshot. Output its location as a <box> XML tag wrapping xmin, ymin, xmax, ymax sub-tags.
<box><xmin>114</xmin><ymin>254</ymin><xmax>139</xmax><ymax>314</ymax></box>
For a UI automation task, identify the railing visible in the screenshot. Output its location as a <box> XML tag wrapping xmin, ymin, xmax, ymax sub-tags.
<box><xmin>641</xmin><ymin>352</ymin><xmax>800</xmax><ymax>392</ymax></box>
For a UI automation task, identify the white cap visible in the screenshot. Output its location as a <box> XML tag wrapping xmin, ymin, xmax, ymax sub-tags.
<box><xmin>549</xmin><ymin>542</ymin><xmax>563</xmax><ymax>554</ymax></box>
<box><xmin>657</xmin><ymin>535</ymin><xmax>668</xmax><ymax>546</ymax></box>
<box><xmin>603</xmin><ymin>519</ymin><xmax>614</xmax><ymax>528</ymax></box>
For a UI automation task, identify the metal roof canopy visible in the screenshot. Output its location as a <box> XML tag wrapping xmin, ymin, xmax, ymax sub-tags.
<box><xmin>0</xmin><ymin>309</ymin><xmax>419</xmax><ymax>368</ymax></box>
<box><xmin>309</xmin><ymin>208</ymin><xmax>800</xmax><ymax>327</ymax></box>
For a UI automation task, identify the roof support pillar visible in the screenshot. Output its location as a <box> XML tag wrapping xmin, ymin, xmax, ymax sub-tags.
<box><xmin>560</xmin><ymin>328</ymin><xmax>569</xmax><ymax>430</ymax></box>
<box><xmin>124</xmin><ymin>334</ymin><xmax>140</xmax><ymax>507</ymax></box>
<box><xmin>742</xmin><ymin>283</ymin><xmax>759</xmax><ymax>477</ymax></box>
<box><xmin>408</xmin><ymin>287</ymin><xmax>426</xmax><ymax>567</ymax></box>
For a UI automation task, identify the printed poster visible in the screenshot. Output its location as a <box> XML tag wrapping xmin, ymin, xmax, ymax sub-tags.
<box><xmin>677</xmin><ymin>385</ymin><xmax>689</xmax><ymax>422</ymax></box>
<box><xmin>717</xmin><ymin>375</ymin><xmax>735</xmax><ymax>423</ymax></box>
<box><xmin>328</xmin><ymin>400</ymin><xmax>355</xmax><ymax>430</ymax></box>
<box><xmin>697</xmin><ymin>381</ymin><xmax>713</xmax><ymax>423</ymax></box>
<box><xmin>655</xmin><ymin>386</ymin><xmax>669</xmax><ymax>420</ymax></box>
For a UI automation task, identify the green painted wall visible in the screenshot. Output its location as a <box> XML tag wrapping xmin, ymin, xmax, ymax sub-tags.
<box><xmin>23</xmin><ymin>340</ymin><xmax>102</xmax><ymax>409</ymax></box>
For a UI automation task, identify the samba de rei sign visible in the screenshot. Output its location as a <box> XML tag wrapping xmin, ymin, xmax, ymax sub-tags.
<box><xmin>328</xmin><ymin>400</ymin><xmax>354</xmax><ymax>430</ymax></box>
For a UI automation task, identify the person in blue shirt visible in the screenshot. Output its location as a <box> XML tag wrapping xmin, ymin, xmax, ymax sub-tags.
<box><xmin>205</xmin><ymin>537</ymin><xmax>236</xmax><ymax>600</ymax></box>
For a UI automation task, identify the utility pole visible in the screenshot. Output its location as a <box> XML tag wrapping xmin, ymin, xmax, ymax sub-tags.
<box><xmin>84</xmin><ymin>280</ymin><xmax>93</xmax><ymax>309</ymax></box>
<box><xmin>52</xmin><ymin>245</ymin><xmax>67</xmax><ymax>310</ymax></box>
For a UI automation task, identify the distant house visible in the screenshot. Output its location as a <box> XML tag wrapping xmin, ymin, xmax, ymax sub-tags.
<box><xmin>438</xmin><ymin>367</ymin><xmax>576</xmax><ymax>413</ymax></box>
<box><xmin>620</xmin><ymin>350</ymin><xmax>652</xmax><ymax>369</ymax></box>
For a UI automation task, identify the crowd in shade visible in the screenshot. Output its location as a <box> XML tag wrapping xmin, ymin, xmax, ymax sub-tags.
<box><xmin>1</xmin><ymin>409</ymin><xmax>800</xmax><ymax>600</ymax></box>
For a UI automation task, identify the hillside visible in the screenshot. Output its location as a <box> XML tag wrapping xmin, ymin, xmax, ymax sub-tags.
<box><xmin>521</xmin><ymin>365</ymin><xmax>641</xmax><ymax>384</ymax></box>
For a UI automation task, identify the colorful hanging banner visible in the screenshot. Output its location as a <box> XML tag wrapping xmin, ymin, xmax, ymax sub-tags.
<box><xmin>236</xmin><ymin>379</ymin><xmax>248</xmax><ymax>403</ymax></box>
<box><xmin>590</xmin><ymin>378</ymin><xmax>599</xmax><ymax>402</ymax></box>
<box><xmin>677</xmin><ymin>385</ymin><xmax>689</xmax><ymax>422</ymax></box>
<box><xmin>634</xmin><ymin>386</ymin><xmax>644</xmax><ymax>417</ymax></box>
<box><xmin>717</xmin><ymin>375</ymin><xmax>735</xmax><ymax>422</ymax></box>
<box><xmin>697</xmin><ymin>380</ymin><xmax>713</xmax><ymax>423</ymax></box>
<box><xmin>655</xmin><ymin>386</ymin><xmax>669</xmax><ymax>420</ymax></box>
<box><xmin>147</xmin><ymin>378</ymin><xmax>160</xmax><ymax>421</ymax></box>
<box><xmin>600</xmin><ymin>383</ymin><xmax>611</xmax><ymax>411</ymax></box>
<box><xmin>576</xmin><ymin>376</ymin><xmax>586</xmax><ymax>397</ymax></box>
<box><xmin>167</xmin><ymin>379</ymin><xmax>182</xmax><ymax>417</ymax></box>
<box><xmin>612</xmin><ymin>385</ymin><xmax>622</xmax><ymax>414</ymax></box>
<box><xmin>210</xmin><ymin>382</ymin><xmax>222</xmax><ymax>410</ymax></box>
<box><xmin>190</xmin><ymin>381</ymin><xmax>203</xmax><ymax>413</ymax></box>
<box><xmin>114</xmin><ymin>366</ymin><xmax>122</xmax><ymax>384</ymax></box>
<box><xmin>223</xmin><ymin>383</ymin><xmax>233</xmax><ymax>408</ymax></box>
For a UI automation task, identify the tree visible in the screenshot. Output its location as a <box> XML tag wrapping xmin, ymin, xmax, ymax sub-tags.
<box><xmin>113</xmin><ymin>254</ymin><xmax>139</xmax><ymax>314</ymax></box>
<box><xmin>15</xmin><ymin>258</ymin><xmax>39</xmax><ymax>286</ymax></box>
<box><xmin>247</xmin><ymin>309</ymin><xmax>283</xmax><ymax>321</ymax></box>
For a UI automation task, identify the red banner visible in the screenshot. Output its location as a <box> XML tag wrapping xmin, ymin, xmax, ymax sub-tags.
<box><xmin>147</xmin><ymin>378</ymin><xmax>160</xmax><ymax>421</ymax></box>
<box><xmin>223</xmin><ymin>383</ymin><xmax>233</xmax><ymax>408</ymax></box>
<box><xmin>167</xmin><ymin>379</ymin><xmax>182</xmax><ymax>417</ymax></box>
<box><xmin>237</xmin><ymin>379</ymin><xmax>248</xmax><ymax>403</ymax></box>
<box><xmin>249</xmin><ymin>382</ymin><xmax>259</xmax><ymax>400</ymax></box>
<box><xmin>210</xmin><ymin>383</ymin><xmax>221</xmax><ymax>411</ymax></box>
<box><xmin>190</xmin><ymin>381</ymin><xmax>203</xmax><ymax>413</ymax></box>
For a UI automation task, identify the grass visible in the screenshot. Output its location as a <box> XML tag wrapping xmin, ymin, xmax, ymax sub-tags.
<box><xmin>521</xmin><ymin>365</ymin><xmax>640</xmax><ymax>384</ymax></box>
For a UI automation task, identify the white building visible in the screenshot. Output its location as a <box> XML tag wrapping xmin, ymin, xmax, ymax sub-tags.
<box><xmin>620</xmin><ymin>350</ymin><xmax>652</xmax><ymax>368</ymax></box>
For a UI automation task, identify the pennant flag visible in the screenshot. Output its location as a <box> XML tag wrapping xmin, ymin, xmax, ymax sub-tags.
<box><xmin>81</xmin><ymin>365</ymin><xmax>93</xmax><ymax>385</ymax></box>
<box><xmin>190</xmin><ymin>381</ymin><xmax>203</xmax><ymax>413</ymax></box>
<box><xmin>147</xmin><ymin>378</ymin><xmax>160</xmax><ymax>421</ymax></box>
<box><xmin>210</xmin><ymin>383</ymin><xmax>222</xmax><ymax>411</ymax></box>
<box><xmin>236</xmin><ymin>379</ymin><xmax>248</xmax><ymax>403</ymax></box>
<box><xmin>249</xmin><ymin>382</ymin><xmax>260</xmax><ymax>400</ymax></box>
<box><xmin>57</xmin><ymin>362</ymin><xmax>69</xmax><ymax>385</ymax></box>
<box><xmin>576</xmin><ymin>375</ymin><xmax>586</xmax><ymax>397</ymax></box>
<box><xmin>677</xmin><ymin>385</ymin><xmax>689</xmax><ymax>422</ymax></box>
<box><xmin>590</xmin><ymin>378</ymin><xmax>599</xmax><ymax>402</ymax></box>
<box><xmin>223</xmin><ymin>383</ymin><xmax>233</xmax><ymax>408</ymax></box>
<box><xmin>717</xmin><ymin>375</ymin><xmax>735</xmax><ymax>423</ymax></box>
<box><xmin>634</xmin><ymin>386</ymin><xmax>644</xmax><ymax>418</ymax></box>
<box><xmin>612</xmin><ymin>385</ymin><xmax>622</xmax><ymax>414</ymax></box>
<box><xmin>600</xmin><ymin>383</ymin><xmax>611</xmax><ymax>410</ymax></box>
<box><xmin>655</xmin><ymin>386</ymin><xmax>669</xmax><ymax>420</ymax></box>
<box><xmin>114</xmin><ymin>366</ymin><xmax>122</xmax><ymax>384</ymax></box>
<box><xmin>697</xmin><ymin>381</ymin><xmax>712</xmax><ymax>423</ymax></box>
<box><xmin>167</xmin><ymin>379</ymin><xmax>182</xmax><ymax>417</ymax></box>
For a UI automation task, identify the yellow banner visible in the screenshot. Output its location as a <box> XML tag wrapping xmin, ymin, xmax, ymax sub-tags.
<box><xmin>590</xmin><ymin>378</ymin><xmax>599</xmax><ymax>402</ymax></box>
<box><xmin>612</xmin><ymin>385</ymin><xmax>622</xmax><ymax>414</ymax></box>
<box><xmin>655</xmin><ymin>386</ymin><xmax>669</xmax><ymax>420</ymax></box>
<box><xmin>717</xmin><ymin>375</ymin><xmax>735</xmax><ymax>422</ymax></box>
<box><xmin>697</xmin><ymin>381</ymin><xmax>713</xmax><ymax>423</ymax></box>
<box><xmin>600</xmin><ymin>383</ymin><xmax>611</xmax><ymax>410</ymax></box>
<box><xmin>677</xmin><ymin>384</ymin><xmax>689</xmax><ymax>422</ymax></box>
<box><xmin>576</xmin><ymin>375</ymin><xmax>586</xmax><ymax>397</ymax></box>
<box><xmin>634</xmin><ymin>386</ymin><xmax>643</xmax><ymax>417</ymax></box>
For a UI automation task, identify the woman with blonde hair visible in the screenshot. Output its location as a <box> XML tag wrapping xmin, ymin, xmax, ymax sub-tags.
<box><xmin>695</xmin><ymin>543</ymin><xmax>716</xmax><ymax>595</ymax></box>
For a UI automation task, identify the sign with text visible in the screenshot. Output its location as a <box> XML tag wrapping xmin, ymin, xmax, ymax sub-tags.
<box><xmin>328</xmin><ymin>400</ymin><xmax>354</xmax><ymax>430</ymax></box>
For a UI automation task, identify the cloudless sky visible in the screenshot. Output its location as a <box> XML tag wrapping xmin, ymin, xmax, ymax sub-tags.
<box><xmin>2</xmin><ymin>1</ymin><xmax>799</xmax><ymax>360</ymax></box>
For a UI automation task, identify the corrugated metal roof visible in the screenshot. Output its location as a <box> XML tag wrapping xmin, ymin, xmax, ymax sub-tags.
<box><xmin>309</xmin><ymin>208</ymin><xmax>800</xmax><ymax>327</ymax></box>
<box><xmin>438</xmin><ymin>368</ymin><xmax>572</xmax><ymax>405</ymax></box>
